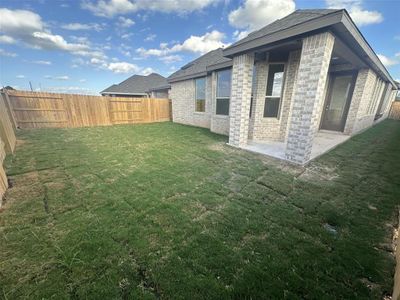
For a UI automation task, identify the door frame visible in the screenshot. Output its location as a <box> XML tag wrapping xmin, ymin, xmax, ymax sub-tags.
<box><xmin>319</xmin><ymin>70</ymin><xmax>357</xmax><ymax>132</ymax></box>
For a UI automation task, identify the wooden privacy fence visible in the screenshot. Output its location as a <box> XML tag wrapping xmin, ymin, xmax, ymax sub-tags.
<box><xmin>389</xmin><ymin>101</ymin><xmax>400</xmax><ymax>120</ymax></box>
<box><xmin>0</xmin><ymin>137</ymin><xmax>7</xmax><ymax>202</ymax></box>
<box><xmin>3</xmin><ymin>90</ymin><xmax>171</xmax><ymax>129</ymax></box>
<box><xmin>0</xmin><ymin>94</ymin><xmax>16</xmax><ymax>203</ymax></box>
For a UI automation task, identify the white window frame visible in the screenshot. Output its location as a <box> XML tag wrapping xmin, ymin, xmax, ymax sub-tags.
<box><xmin>215</xmin><ymin>69</ymin><xmax>232</xmax><ymax>116</ymax></box>
<box><xmin>194</xmin><ymin>77</ymin><xmax>206</xmax><ymax>113</ymax></box>
<box><xmin>264</xmin><ymin>62</ymin><xmax>287</xmax><ymax>119</ymax></box>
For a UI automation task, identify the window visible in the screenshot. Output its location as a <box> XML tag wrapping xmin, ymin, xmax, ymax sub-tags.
<box><xmin>264</xmin><ymin>64</ymin><xmax>285</xmax><ymax>118</ymax></box>
<box><xmin>195</xmin><ymin>78</ymin><xmax>206</xmax><ymax>112</ymax></box>
<box><xmin>368</xmin><ymin>78</ymin><xmax>382</xmax><ymax>114</ymax></box>
<box><xmin>375</xmin><ymin>83</ymin><xmax>390</xmax><ymax>119</ymax></box>
<box><xmin>216</xmin><ymin>69</ymin><xmax>231</xmax><ymax>115</ymax></box>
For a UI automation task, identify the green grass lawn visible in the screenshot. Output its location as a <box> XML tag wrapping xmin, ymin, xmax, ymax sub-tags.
<box><xmin>1</xmin><ymin>120</ymin><xmax>399</xmax><ymax>299</ymax></box>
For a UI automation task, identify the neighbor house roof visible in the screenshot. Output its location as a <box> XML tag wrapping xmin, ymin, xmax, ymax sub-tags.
<box><xmin>148</xmin><ymin>84</ymin><xmax>171</xmax><ymax>92</ymax></box>
<box><xmin>168</xmin><ymin>48</ymin><xmax>232</xmax><ymax>83</ymax></box>
<box><xmin>101</xmin><ymin>73</ymin><xmax>168</xmax><ymax>95</ymax></box>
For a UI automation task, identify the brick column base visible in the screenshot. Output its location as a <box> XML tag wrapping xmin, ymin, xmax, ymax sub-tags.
<box><xmin>228</xmin><ymin>53</ymin><xmax>254</xmax><ymax>148</ymax></box>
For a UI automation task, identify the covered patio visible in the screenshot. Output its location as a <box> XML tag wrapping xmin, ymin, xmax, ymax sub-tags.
<box><xmin>243</xmin><ymin>131</ymin><xmax>351</xmax><ymax>163</ymax></box>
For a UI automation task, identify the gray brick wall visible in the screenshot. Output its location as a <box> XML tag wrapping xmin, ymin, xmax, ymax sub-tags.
<box><xmin>248</xmin><ymin>50</ymin><xmax>300</xmax><ymax>142</ymax></box>
<box><xmin>228</xmin><ymin>53</ymin><xmax>254</xmax><ymax>147</ymax></box>
<box><xmin>343</xmin><ymin>68</ymin><xmax>390</xmax><ymax>135</ymax></box>
<box><xmin>170</xmin><ymin>76</ymin><xmax>212</xmax><ymax>129</ymax></box>
<box><xmin>285</xmin><ymin>32</ymin><xmax>335</xmax><ymax>164</ymax></box>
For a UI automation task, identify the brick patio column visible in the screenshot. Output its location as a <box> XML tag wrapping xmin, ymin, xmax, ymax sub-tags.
<box><xmin>285</xmin><ymin>32</ymin><xmax>335</xmax><ymax>164</ymax></box>
<box><xmin>343</xmin><ymin>69</ymin><xmax>376</xmax><ymax>135</ymax></box>
<box><xmin>228</xmin><ymin>53</ymin><xmax>254</xmax><ymax>147</ymax></box>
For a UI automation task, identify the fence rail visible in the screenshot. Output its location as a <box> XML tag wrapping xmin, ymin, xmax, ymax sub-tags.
<box><xmin>4</xmin><ymin>90</ymin><xmax>171</xmax><ymax>129</ymax></box>
<box><xmin>389</xmin><ymin>101</ymin><xmax>400</xmax><ymax>120</ymax></box>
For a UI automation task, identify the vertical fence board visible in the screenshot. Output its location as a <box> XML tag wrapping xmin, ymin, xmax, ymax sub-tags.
<box><xmin>5</xmin><ymin>90</ymin><xmax>171</xmax><ymax>128</ymax></box>
<box><xmin>0</xmin><ymin>137</ymin><xmax>8</xmax><ymax>204</ymax></box>
<box><xmin>389</xmin><ymin>101</ymin><xmax>400</xmax><ymax>120</ymax></box>
<box><xmin>0</xmin><ymin>94</ymin><xmax>16</xmax><ymax>153</ymax></box>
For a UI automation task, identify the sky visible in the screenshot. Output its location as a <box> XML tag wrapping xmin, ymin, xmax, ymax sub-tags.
<box><xmin>0</xmin><ymin>0</ymin><xmax>399</xmax><ymax>95</ymax></box>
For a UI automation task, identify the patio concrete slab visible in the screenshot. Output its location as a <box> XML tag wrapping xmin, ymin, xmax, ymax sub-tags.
<box><xmin>242</xmin><ymin>131</ymin><xmax>351</xmax><ymax>163</ymax></box>
<box><xmin>310</xmin><ymin>131</ymin><xmax>351</xmax><ymax>160</ymax></box>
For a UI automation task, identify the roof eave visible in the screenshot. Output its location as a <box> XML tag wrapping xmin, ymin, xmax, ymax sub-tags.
<box><xmin>339</xmin><ymin>11</ymin><xmax>397</xmax><ymax>88</ymax></box>
<box><xmin>222</xmin><ymin>10</ymin><xmax>344</xmax><ymax>57</ymax></box>
<box><xmin>206</xmin><ymin>60</ymin><xmax>233</xmax><ymax>72</ymax></box>
<box><xmin>168</xmin><ymin>71</ymin><xmax>208</xmax><ymax>83</ymax></box>
<box><xmin>147</xmin><ymin>84</ymin><xmax>171</xmax><ymax>92</ymax></box>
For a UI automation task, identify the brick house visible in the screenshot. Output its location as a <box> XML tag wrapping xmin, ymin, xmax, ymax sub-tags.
<box><xmin>101</xmin><ymin>73</ymin><xmax>170</xmax><ymax>98</ymax></box>
<box><xmin>168</xmin><ymin>9</ymin><xmax>399</xmax><ymax>164</ymax></box>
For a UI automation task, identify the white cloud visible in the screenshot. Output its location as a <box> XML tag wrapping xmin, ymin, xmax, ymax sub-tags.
<box><xmin>16</xmin><ymin>75</ymin><xmax>25</xmax><ymax>79</ymax></box>
<box><xmin>81</xmin><ymin>0</ymin><xmax>219</xmax><ymax>17</ymax></box>
<box><xmin>107</xmin><ymin>62</ymin><xmax>140</xmax><ymax>73</ymax></box>
<box><xmin>32</xmin><ymin>60</ymin><xmax>52</xmax><ymax>65</ymax></box>
<box><xmin>61</xmin><ymin>22</ymin><xmax>103</xmax><ymax>31</ymax></box>
<box><xmin>73</xmin><ymin>56</ymin><xmax>149</xmax><ymax>74</ymax></box>
<box><xmin>0</xmin><ymin>8</ymin><xmax>105</xmax><ymax>59</ymax></box>
<box><xmin>326</xmin><ymin>0</ymin><xmax>383</xmax><ymax>26</ymax></box>
<box><xmin>32</xmin><ymin>32</ymin><xmax>88</xmax><ymax>52</ymax></box>
<box><xmin>0</xmin><ymin>35</ymin><xmax>16</xmax><ymax>44</ymax></box>
<box><xmin>79</xmin><ymin>79</ymin><xmax>87</xmax><ymax>82</ymax></box>
<box><xmin>232</xmin><ymin>30</ymin><xmax>249</xmax><ymax>41</ymax></box>
<box><xmin>120</xmin><ymin>33</ymin><xmax>133</xmax><ymax>40</ymax></box>
<box><xmin>0</xmin><ymin>48</ymin><xmax>17</xmax><ymax>57</ymax></box>
<box><xmin>165</xmin><ymin>30</ymin><xmax>228</xmax><ymax>53</ymax></box>
<box><xmin>42</xmin><ymin>86</ymin><xmax>97</xmax><ymax>95</ymax></box>
<box><xmin>44</xmin><ymin>75</ymin><xmax>70</xmax><ymax>80</ymax></box>
<box><xmin>228</xmin><ymin>0</ymin><xmax>295</xmax><ymax>31</ymax></box>
<box><xmin>117</xmin><ymin>16</ymin><xmax>135</xmax><ymax>27</ymax></box>
<box><xmin>377</xmin><ymin>54</ymin><xmax>398</xmax><ymax>67</ymax></box>
<box><xmin>140</xmin><ymin>67</ymin><xmax>155</xmax><ymax>75</ymax></box>
<box><xmin>396</xmin><ymin>52</ymin><xmax>400</xmax><ymax>57</ymax></box>
<box><xmin>81</xmin><ymin>0</ymin><xmax>137</xmax><ymax>17</ymax></box>
<box><xmin>137</xmin><ymin>30</ymin><xmax>228</xmax><ymax>57</ymax></box>
<box><xmin>159</xmin><ymin>55</ymin><xmax>182</xmax><ymax>64</ymax></box>
<box><xmin>0</xmin><ymin>8</ymin><xmax>44</xmax><ymax>34</ymax></box>
<box><xmin>138</xmin><ymin>0</ymin><xmax>218</xmax><ymax>14</ymax></box>
<box><xmin>145</xmin><ymin>33</ymin><xmax>156</xmax><ymax>42</ymax></box>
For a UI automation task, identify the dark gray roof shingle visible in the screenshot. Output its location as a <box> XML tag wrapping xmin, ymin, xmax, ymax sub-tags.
<box><xmin>167</xmin><ymin>9</ymin><xmax>341</xmax><ymax>82</ymax></box>
<box><xmin>168</xmin><ymin>48</ymin><xmax>231</xmax><ymax>82</ymax></box>
<box><xmin>226</xmin><ymin>9</ymin><xmax>341</xmax><ymax>50</ymax></box>
<box><xmin>101</xmin><ymin>73</ymin><xmax>168</xmax><ymax>94</ymax></box>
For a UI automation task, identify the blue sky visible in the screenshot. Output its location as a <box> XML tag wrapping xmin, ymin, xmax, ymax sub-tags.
<box><xmin>0</xmin><ymin>0</ymin><xmax>399</xmax><ymax>95</ymax></box>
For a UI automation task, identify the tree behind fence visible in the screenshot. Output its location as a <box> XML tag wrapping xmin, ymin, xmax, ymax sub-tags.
<box><xmin>4</xmin><ymin>90</ymin><xmax>171</xmax><ymax>129</ymax></box>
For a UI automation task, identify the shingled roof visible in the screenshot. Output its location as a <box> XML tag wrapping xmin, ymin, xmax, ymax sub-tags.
<box><xmin>101</xmin><ymin>73</ymin><xmax>168</xmax><ymax>95</ymax></box>
<box><xmin>226</xmin><ymin>9</ymin><xmax>340</xmax><ymax>50</ymax></box>
<box><xmin>167</xmin><ymin>9</ymin><xmax>397</xmax><ymax>87</ymax></box>
<box><xmin>168</xmin><ymin>10</ymin><xmax>339</xmax><ymax>83</ymax></box>
<box><xmin>168</xmin><ymin>48</ymin><xmax>231</xmax><ymax>83</ymax></box>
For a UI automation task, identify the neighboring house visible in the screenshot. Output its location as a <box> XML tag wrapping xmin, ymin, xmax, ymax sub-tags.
<box><xmin>101</xmin><ymin>73</ymin><xmax>170</xmax><ymax>98</ymax></box>
<box><xmin>0</xmin><ymin>86</ymin><xmax>15</xmax><ymax>92</ymax></box>
<box><xmin>168</xmin><ymin>9</ymin><xmax>399</xmax><ymax>164</ymax></box>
